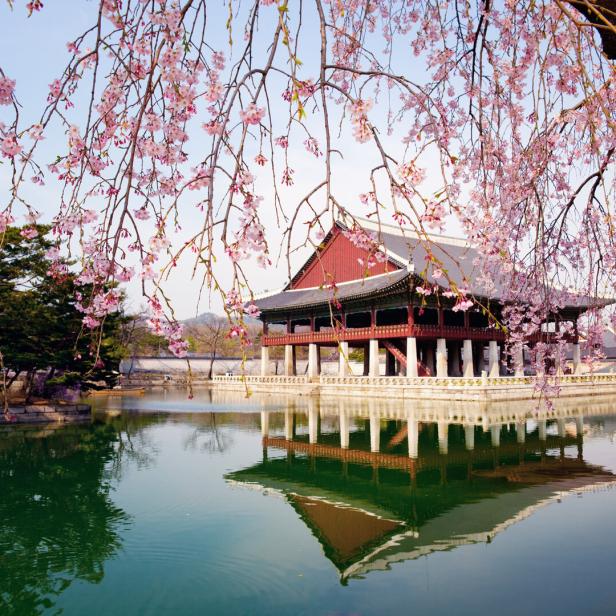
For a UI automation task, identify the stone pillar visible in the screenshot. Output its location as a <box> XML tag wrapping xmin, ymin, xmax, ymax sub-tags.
<box><xmin>284</xmin><ymin>409</ymin><xmax>293</xmax><ymax>441</ymax></box>
<box><xmin>261</xmin><ymin>346</ymin><xmax>270</xmax><ymax>377</ymax></box>
<box><xmin>308</xmin><ymin>343</ymin><xmax>319</xmax><ymax>378</ymax></box>
<box><xmin>338</xmin><ymin>341</ymin><xmax>349</xmax><ymax>377</ymax></box>
<box><xmin>448</xmin><ymin>341</ymin><xmax>462</xmax><ymax>376</ymax></box>
<box><xmin>576</xmin><ymin>415</ymin><xmax>584</xmax><ymax>436</ymax></box>
<box><xmin>438</xmin><ymin>421</ymin><xmax>449</xmax><ymax>454</ymax></box>
<box><xmin>513</xmin><ymin>345</ymin><xmax>524</xmax><ymax>377</ymax></box>
<box><xmin>488</xmin><ymin>341</ymin><xmax>499</xmax><ymax>377</ymax></box>
<box><xmin>369</xmin><ymin>339</ymin><xmax>380</xmax><ymax>377</ymax></box>
<box><xmin>516</xmin><ymin>421</ymin><xmax>526</xmax><ymax>444</ymax></box>
<box><xmin>260</xmin><ymin>411</ymin><xmax>270</xmax><ymax>437</ymax></box>
<box><xmin>462</xmin><ymin>339</ymin><xmax>474</xmax><ymax>378</ymax></box>
<box><xmin>339</xmin><ymin>406</ymin><xmax>349</xmax><ymax>449</ymax></box>
<box><xmin>370</xmin><ymin>412</ymin><xmax>380</xmax><ymax>452</ymax></box>
<box><xmin>436</xmin><ymin>338</ymin><xmax>448</xmax><ymax>378</ymax></box>
<box><xmin>538</xmin><ymin>419</ymin><xmax>547</xmax><ymax>441</ymax></box>
<box><xmin>406</xmin><ymin>337</ymin><xmax>418</xmax><ymax>377</ymax></box>
<box><xmin>464</xmin><ymin>424</ymin><xmax>475</xmax><ymax>450</ymax></box>
<box><xmin>557</xmin><ymin>418</ymin><xmax>566</xmax><ymax>438</ymax></box>
<box><xmin>308</xmin><ymin>400</ymin><xmax>318</xmax><ymax>444</ymax></box>
<box><xmin>490</xmin><ymin>424</ymin><xmax>501</xmax><ymax>447</ymax></box>
<box><xmin>283</xmin><ymin>345</ymin><xmax>294</xmax><ymax>376</ymax></box>
<box><xmin>572</xmin><ymin>343</ymin><xmax>582</xmax><ymax>374</ymax></box>
<box><xmin>408</xmin><ymin>418</ymin><xmax>419</xmax><ymax>458</ymax></box>
<box><xmin>385</xmin><ymin>348</ymin><xmax>396</xmax><ymax>376</ymax></box>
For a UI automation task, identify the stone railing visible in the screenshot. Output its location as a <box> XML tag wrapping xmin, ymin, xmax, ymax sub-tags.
<box><xmin>319</xmin><ymin>373</ymin><xmax>616</xmax><ymax>388</ymax></box>
<box><xmin>212</xmin><ymin>375</ymin><xmax>310</xmax><ymax>385</ymax></box>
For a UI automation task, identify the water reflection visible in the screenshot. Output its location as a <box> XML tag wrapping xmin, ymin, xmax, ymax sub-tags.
<box><xmin>0</xmin><ymin>416</ymin><xmax>160</xmax><ymax>615</ymax></box>
<box><xmin>227</xmin><ymin>396</ymin><xmax>616</xmax><ymax>582</ymax></box>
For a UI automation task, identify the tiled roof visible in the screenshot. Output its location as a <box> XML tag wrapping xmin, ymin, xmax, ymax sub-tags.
<box><xmin>255</xmin><ymin>269</ymin><xmax>409</xmax><ymax>312</ymax></box>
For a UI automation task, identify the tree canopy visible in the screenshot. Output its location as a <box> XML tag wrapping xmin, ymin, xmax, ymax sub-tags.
<box><xmin>0</xmin><ymin>225</ymin><xmax>127</xmax><ymax>395</ymax></box>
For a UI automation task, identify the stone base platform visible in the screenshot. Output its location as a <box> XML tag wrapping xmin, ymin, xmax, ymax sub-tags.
<box><xmin>2</xmin><ymin>403</ymin><xmax>91</xmax><ymax>424</ymax></box>
<box><xmin>211</xmin><ymin>373</ymin><xmax>616</xmax><ymax>401</ymax></box>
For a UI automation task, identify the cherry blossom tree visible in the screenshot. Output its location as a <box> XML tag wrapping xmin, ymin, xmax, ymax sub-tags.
<box><xmin>0</xmin><ymin>0</ymin><xmax>614</xmax><ymax>376</ymax></box>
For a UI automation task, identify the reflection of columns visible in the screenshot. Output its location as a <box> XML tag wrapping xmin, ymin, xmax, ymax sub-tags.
<box><xmin>284</xmin><ymin>409</ymin><xmax>293</xmax><ymax>441</ymax></box>
<box><xmin>516</xmin><ymin>421</ymin><xmax>526</xmax><ymax>443</ymax></box>
<box><xmin>308</xmin><ymin>343</ymin><xmax>319</xmax><ymax>378</ymax></box>
<box><xmin>436</xmin><ymin>338</ymin><xmax>447</xmax><ymax>378</ymax></box>
<box><xmin>576</xmin><ymin>415</ymin><xmax>584</xmax><ymax>436</ymax></box>
<box><xmin>538</xmin><ymin>420</ymin><xmax>547</xmax><ymax>440</ymax></box>
<box><xmin>261</xmin><ymin>346</ymin><xmax>270</xmax><ymax>376</ymax></box>
<box><xmin>260</xmin><ymin>411</ymin><xmax>270</xmax><ymax>437</ymax></box>
<box><xmin>488</xmin><ymin>341</ymin><xmax>499</xmax><ymax>377</ymax></box>
<box><xmin>369</xmin><ymin>339</ymin><xmax>380</xmax><ymax>377</ymax></box>
<box><xmin>338</xmin><ymin>341</ymin><xmax>349</xmax><ymax>377</ymax></box>
<box><xmin>339</xmin><ymin>407</ymin><xmax>349</xmax><ymax>449</ymax></box>
<box><xmin>464</xmin><ymin>424</ymin><xmax>475</xmax><ymax>450</ymax></box>
<box><xmin>408</xmin><ymin>418</ymin><xmax>419</xmax><ymax>458</ymax></box>
<box><xmin>284</xmin><ymin>344</ymin><xmax>295</xmax><ymax>376</ymax></box>
<box><xmin>572</xmin><ymin>343</ymin><xmax>582</xmax><ymax>374</ymax></box>
<box><xmin>308</xmin><ymin>400</ymin><xmax>318</xmax><ymax>444</ymax></box>
<box><xmin>438</xmin><ymin>421</ymin><xmax>448</xmax><ymax>454</ymax></box>
<box><xmin>370</xmin><ymin>413</ymin><xmax>380</xmax><ymax>452</ymax></box>
<box><xmin>490</xmin><ymin>424</ymin><xmax>501</xmax><ymax>447</ymax></box>
<box><xmin>462</xmin><ymin>339</ymin><xmax>474</xmax><ymax>378</ymax></box>
<box><xmin>406</xmin><ymin>337</ymin><xmax>418</xmax><ymax>377</ymax></box>
<box><xmin>557</xmin><ymin>418</ymin><xmax>566</xmax><ymax>438</ymax></box>
<box><xmin>513</xmin><ymin>345</ymin><xmax>524</xmax><ymax>377</ymax></box>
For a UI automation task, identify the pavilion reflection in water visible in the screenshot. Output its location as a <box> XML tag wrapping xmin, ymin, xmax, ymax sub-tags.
<box><xmin>226</xmin><ymin>396</ymin><xmax>616</xmax><ymax>581</ymax></box>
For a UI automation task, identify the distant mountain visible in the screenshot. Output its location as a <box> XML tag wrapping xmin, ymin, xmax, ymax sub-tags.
<box><xmin>182</xmin><ymin>312</ymin><xmax>262</xmax><ymax>327</ymax></box>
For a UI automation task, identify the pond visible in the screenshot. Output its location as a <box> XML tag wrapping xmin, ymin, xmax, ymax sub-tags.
<box><xmin>2</xmin><ymin>389</ymin><xmax>616</xmax><ymax>615</ymax></box>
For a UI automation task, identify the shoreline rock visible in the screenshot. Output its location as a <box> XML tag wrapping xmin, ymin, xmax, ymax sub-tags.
<box><xmin>1</xmin><ymin>403</ymin><xmax>91</xmax><ymax>424</ymax></box>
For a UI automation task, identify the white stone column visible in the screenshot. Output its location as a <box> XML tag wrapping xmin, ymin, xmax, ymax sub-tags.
<box><xmin>261</xmin><ymin>346</ymin><xmax>270</xmax><ymax>377</ymax></box>
<box><xmin>464</xmin><ymin>424</ymin><xmax>475</xmax><ymax>450</ymax></box>
<box><xmin>308</xmin><ymin>343</ymin><xmax>319</xmax><ymax>378</ymax></box>
<box><xmin>490</xmin><ymin>424</ymin><xmax>501</xmax><ymax>447</ymax></box>
<box><xmin>575</xmin><ymin>415</ymin><xmax>584</xmax><ymax>436</ymax></box>
<box><xmin>370</xmin><ymin>412</ymin><xmax>380</xmax><ymax>452</ymax></box>
<box><xmin>438</xmin><ymin>421</ymin><xmax>449</xmax><ymax>454</ymax></box>
<box><xmin>436</xmin><ymin>338</ymin><xmax>448</xmax><ymax>378</ymax></box>
<box><xmin>406</xmin><ymin>337</ymin><xmax>418</xmax><ymax>377</ymax></box>
<box><xmin>572</xmin><ymin>343</ymin><xmax>582</xmax><ymax>374</ymax></box>
<box><xmin>308</xmin><ymin>400</ymin><xmax>318</xmax><ymax>444</ymax></box>
<box><xmin>369</xmin><ymin>339</ymin><xmax>380</xmax><ymax>377</ymax></box>
<box><xmin>408</xmin><ymin>418</ymin><xmax>419</xmax><ymax>458</ymax></box>
<box><xmin>284</xmin><ymin>409</ymin><xmax>293</xmax><ymax>441</ymax></box>
<box><xmin>462</xmin><ymin>339</ymin><xmax>474</xmax><ymax>378</ymax></box>
<box><xmin>488</xmin><ymin>341</ymin><xmax>500</xmax><ymax>377</ymax></box>
<box><xmin>557</xmin><ymin>418</ymin><xmax>566</xmax><ymax>438</ymax></box>
<box><xmin>516</xmin><ymin>421</ymin><xmax>526</xmax><ymax>443</ymax></box>
<box><xmin>284</xmin><ymin>344</ymin><xmax>295</xmax><ymax>376</ymax></box>
<box><xmin>260</xmin><ymin>411</ymin><xmax>270</xmax><ymax>437</ymax></box>
<box><xmin>513</xmin><ymin>345</ymin><xmax>525</xmax><ymax>377</ymax></box>
<box><xmin>339</xmin><ymin>407</ymin><xmax>349</xmax><ymax>449</ymax></box>
<box><xmin>538</xmin><ymin>419</ymin><xmax>547</xmax><ymax>441</ymax></box>
<box><xmin>338</xmin><ymin>341</ymin><xmax>349</xmax><ymax>377</ymax></box>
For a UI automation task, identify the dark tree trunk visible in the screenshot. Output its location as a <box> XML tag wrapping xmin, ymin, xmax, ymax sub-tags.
<box><xmin>568</xmin><ymin>0</ymin><xmax>616</xmax><ymax>59</ymax></box>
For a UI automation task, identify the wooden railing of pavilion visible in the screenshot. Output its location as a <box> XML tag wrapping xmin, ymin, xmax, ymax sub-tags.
<box><xmin>262</xmin><ymin>324</ymin><xmax>574</xmax><ymax>346</ymax></box>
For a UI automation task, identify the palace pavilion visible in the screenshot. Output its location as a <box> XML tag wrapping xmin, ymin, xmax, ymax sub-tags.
<box><xmin>255</xmin><ymin>217</ymin><xmax>601</xmax><ymax>379</ymax></box>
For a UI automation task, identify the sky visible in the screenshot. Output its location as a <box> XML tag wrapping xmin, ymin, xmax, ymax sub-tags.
<box><xmin>0</xmin><ymin>1</ymin><xmax>461</xmax><ymax>319</ymax></box>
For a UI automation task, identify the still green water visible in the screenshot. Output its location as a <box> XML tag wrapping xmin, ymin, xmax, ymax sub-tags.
<box><xmin>2</xmin><ymin>390</ymin><xmax>616</xmax><ymax>615</ymax></box>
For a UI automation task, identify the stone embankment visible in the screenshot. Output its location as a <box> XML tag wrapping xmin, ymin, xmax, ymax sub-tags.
<box><xmin>1</xmin><ymin>403</ymin><xmax>91</xmax><ymax>424</ymax></box>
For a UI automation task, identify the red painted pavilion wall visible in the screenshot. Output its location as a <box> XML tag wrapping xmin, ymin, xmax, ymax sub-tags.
<box><xmin>291</xmin><ymin>230</ymin><xmax>400</xmax><ymax>289</ymax></box>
